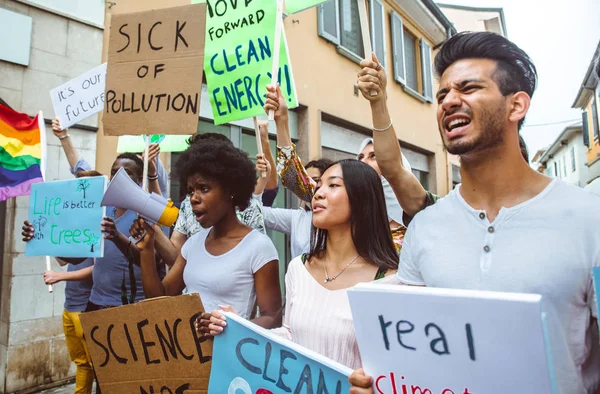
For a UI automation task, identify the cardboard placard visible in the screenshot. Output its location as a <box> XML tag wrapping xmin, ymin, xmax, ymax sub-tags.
<box><xmin>50</xmin><ymin>63</ymin><xmax>107</xmax><ymax>129</ymax></box>
<box><xmin>348</xmin><ymin>284</ymin><xmax>556</xmax><ymax>394</ymax></box>
<box><xmin>103</xmin><ymin>4</ymin><xmax>206</xmax><ymax>136</ymax></box>
<box><xmin>26</xmin><ymin>177</ymin><xmax>107</xmax><ymax>257</ymax></box>
<box><xmin>286</xmin><ymin>0</ymin><xmax>328</xmax><ymax>14</ymax></box>
<box><xmin>117</xmin><ymin>134</ymin><xmax>190</xmax><ymax>153</ymax></box>
<box><xmin>80</xmin><ymin>294</ymin><xmax>212</xmax><ymax>393</ymax></box>
<box><xmin>197</xmin><ymin>0</ymin><xmax>298</xmax><ymax>125</ymax></box>
<box><xmin>209</xmin><ymin>312</ymin><xmax>352</xmax><ymax>393</ymax></box>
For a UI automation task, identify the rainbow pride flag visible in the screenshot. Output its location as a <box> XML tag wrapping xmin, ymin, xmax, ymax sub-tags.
<box><xmin>0</xmin><ymin>104</ymin><xmax>46</xmax><ymax>201</ymax></box>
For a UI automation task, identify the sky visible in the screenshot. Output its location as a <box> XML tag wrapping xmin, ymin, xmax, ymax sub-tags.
<box><xmin>435</xmin><ymin>0</ymin><xmax>600</xmax><ymax>159</ymax></box>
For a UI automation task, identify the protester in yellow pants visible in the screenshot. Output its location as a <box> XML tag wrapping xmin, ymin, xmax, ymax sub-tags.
<box><xmin>44</xmin><ymin>259</ymin><xmax>95</xmax><ymax>394</ymax></box>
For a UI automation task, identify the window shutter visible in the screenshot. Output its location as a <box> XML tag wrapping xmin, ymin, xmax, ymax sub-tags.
<box><xmin>369</xmin><ymin>0</ymin><xmax>386</xmax><ymax>68</ymax></box>
<box><xmin>582</xmin><ymin>111</ymin><xmax>590</xmax><ymax>147</ymax></box>
<box><xmin>318</xmin><ymin>0</ymin><xmax>340</xmax><ymax>45</ymax></box>
<box><xmin>593</xmin><ymin>98</ymin><xmax>600</xmax><ymax>139</ymax></box>
<box><xmin>420</xmin><ymin>38</ymin><xmax>433</xmax><ymax>102</ymax></box>
<box><xmin>390</xmin><ymin>11</ymin><xmax>405</xmax><ymax>84</ymax></box>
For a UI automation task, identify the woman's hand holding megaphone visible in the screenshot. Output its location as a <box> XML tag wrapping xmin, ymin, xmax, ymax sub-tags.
<box><xmin>129</xmin><ymin>217</ymin><xmax>155</xmax><ymax>251</ymax></box>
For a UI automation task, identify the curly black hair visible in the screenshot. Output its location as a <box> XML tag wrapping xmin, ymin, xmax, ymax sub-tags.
<box><xmin>177</xmin><ymin>139</ymin><xmax>256</xmax><ymax>211</ymax></box>
<box><xmin>434</xmin><ymin>32</ymin><xmax>537</xmax><ymax>130</ymax></box>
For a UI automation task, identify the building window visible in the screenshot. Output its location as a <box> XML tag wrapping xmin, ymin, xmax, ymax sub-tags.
<box><xmin>318</xmin><ymin>0</ymin><xmax>386</xmax><ymax>65</ymax></box>
<box><xmin>412</xmin><ymin>169</ymin><xmax>429</xmax><ymax>191</ymax></box>
<box><xmin>570</xmin><ymin>146</ymin><xmax>576</xmax><ymax>172</ymax></box>
<box><xmin>562</xmin><ymin>157</ymin><xmax>567</xmax><ymax>177</ymax></box>
<box><xmin>592</xmin><ymin>97</ymin><xmax>600</xmax><ymax>140</ymax></box>
<box><xmin>390</xmin><ymin>11</ymin><xmax>433</xmax><ymax>102</ymax></box>
<box><xmin>451</xmin><ymin>164</ymin><xmax>461</xmax><ymax>189</ymax></box>
<box><xmin>547</xmin><ymin>165</ymin><xmax>553</xmax><ymax>177</ymax></box>
<box><xmin>553</xmin><ymin>161</ymin><xmax>558</xmax><ymax>178</ymax></box>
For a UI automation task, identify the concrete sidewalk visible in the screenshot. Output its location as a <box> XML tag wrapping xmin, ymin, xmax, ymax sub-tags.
<box><xmin>36</xmin><ymin>382</ymin><xmax>97</xmax><ymax>394</ymax></box>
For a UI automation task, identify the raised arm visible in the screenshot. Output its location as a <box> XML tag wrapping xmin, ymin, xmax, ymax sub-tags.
<box><xmin>52</xmin><ymin>117</ymin><xmax>82</xmax><ymax>172</ymax></box>
<box><xmin>264</xmin><ymin>85</ymin><xmax>316</xmax><ymax>203</ymax></box>
<box><xmin>143</xmin><ymin>143</ymin><xmax>162</xmax><ymax>196</ymax></box>
<box><xmin>130</xmin><ymin>218</ymin><xmax>186</xmax><ymax>298</ymax></box>
<box><xmin>357</xmin><ymin>54</ymin><xmax>428</xmax><ymax>219</ymax></box>
<box><xmin>101</xmin><ymin>216</ymin><xmax>140</xmax><ymax>265</ymax></box>
<box><xmin>256</xmin><ymin>121</ymin><xmax>278</xmax><ymax>191</ymax></box>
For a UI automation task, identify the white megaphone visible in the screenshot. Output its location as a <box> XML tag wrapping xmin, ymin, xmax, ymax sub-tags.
<box><xmin>101</xmin><ymin>167</ymin><xmax>179</xmax><ymax>227</ymax></box>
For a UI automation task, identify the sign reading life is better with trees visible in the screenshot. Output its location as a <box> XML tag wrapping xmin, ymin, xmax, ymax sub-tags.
<box><xmin>209</xmin><ymin>312</ymin><xmax>352</xmax><ymax>393</ymax></box>
<box><xmin>197</xmin><ymin>0</ymin><xmax>298</xmax><ymax>125</ymax></box>
<box><xmin>50</xmin><ymin>63</ymin><xmax>107</xmax><ymax>129</ymax></box>
<box><xmin>26</xmin><ymin>176</ymin><xmax>107</xmax><ymax>258</ymax></box>
<box><xmin>347</xmin><ymin>284</ymin><xmax>556</xmax><ymax>394</ymax></box>
<box><xmin>80</xmin><ymin>294</ymin><xmax>212</xmax><ymax>393</ymax></box>
<box><xmin>103</xmin><ymin>4</ymin><xmax>206</xmax><ymax>136</ymax></box>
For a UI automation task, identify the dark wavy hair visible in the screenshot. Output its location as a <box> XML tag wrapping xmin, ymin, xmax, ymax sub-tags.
<box><xmin>306</xmin><ymin>158</ymin><xmax>334</xmax><ymax>176</ymax></box>
<box><xmin>309</xmin><ymin>159</ymin><xmax>398</xmax><ymax>272</ymax></box>
<box><xmin>176</xmin><ymin>140</ymin><xmax>256</xmax><ymax>211</ymax></box>
<box><xmin>434</xmin><ymin>32</ymin><xmax>537</xmax><ymax>130</ymax></box>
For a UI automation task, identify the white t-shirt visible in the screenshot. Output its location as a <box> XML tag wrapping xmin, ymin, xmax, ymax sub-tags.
<box><xmin>181</xmin><ymin>229</ymin><xmax>279</xmax><ymax>318</ymax></box>
<box><xmin>398</xmin><ymin>180</ymin><xmax>600</xmax><ymax>394</ymax></box>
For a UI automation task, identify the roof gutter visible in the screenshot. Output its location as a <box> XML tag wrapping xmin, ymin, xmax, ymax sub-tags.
<box><xmin>421</xmin><ymin>0</ymin><xmax>457</xmax><ymax>38</ymax></box>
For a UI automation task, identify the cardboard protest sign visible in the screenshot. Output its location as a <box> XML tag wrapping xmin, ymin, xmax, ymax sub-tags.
<box><xmin>286</xmin><ymin>0</ymin><xmax>328</xmax><ymax>14</ymax></box>
<box><xmin>80</xmin><ymin>294</ymin><xmax>212</xmax><ymax>393</ymax></box>
<box><xmin>117</xmin><ymin>134</ymin><xmax>190</xmax><ymax>153</ymax></box>
<box><xmin>103</xmin><ymin>4</ymin><xmax>206</xmax><ymax>136</ymax></box>
<box><xmin>209</xmin><ymin>312</ymin><xmax>352</xmax><ymax>393</ymax></box>
<box><xmin>50</xmin><ymin>63</ymin><xmax>107</xmax><ymax>129</ymax></box>
<box><xmin>198</xmin><ymin>0</ymin><xmax>298</xmax><ymax>125</ymax></box>
<box><xmin>26</xmin><ymin>177</ymin><xmax>107</xmax><ymax>257</ymax></box>
<box><xmin>348</xmin><ymin>284</ymin><xmax>557</xmax><ymax>394</ymax></box>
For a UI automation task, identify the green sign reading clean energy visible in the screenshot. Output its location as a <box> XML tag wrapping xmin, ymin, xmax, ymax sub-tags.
<box><xmin>196</xmin><ymin>0</ymin><xmax>298</xmax><ymax>125</ymax></box>
<box><xmin>286</xmin><ymin>0</ymin><xmax>328</xmax><ymax>14</ymax></box>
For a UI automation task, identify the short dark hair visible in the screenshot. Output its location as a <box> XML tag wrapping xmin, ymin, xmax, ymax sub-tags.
<box><xmin>309</xmin><ymin>160</ymin><xmax>398</xmax><ymax>272</ymax></box>
<box><xmin>75</xmin><ymin>170</ymin><xmax>103</xmax><ymax>178</ymax></box>
<box><xmin>306</xmin><ymin>158</ymin><xmax>334</xmax><ymax>176</ymax></box>
<box><xmin>434</xmin><ymin>32</ymin><xmax>537</xmax><ymax>130</ymax></box>
<box><xmin>177</xmin><ymin>140</ymin><xmax>256</xmax><ymax>211</ymax></box>
<box><xmin>187</xmin><ymin>132</ymin><xmax>233</xmax><ymax>147</ymax></box>
<box><xmin>115</xmin><ymin>153</ymin><xmax>144</xmax><ymax>178</ymax></box>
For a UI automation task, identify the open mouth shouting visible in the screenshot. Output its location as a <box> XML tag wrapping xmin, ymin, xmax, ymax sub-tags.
<box><xmin>443</xmin><ymin>114</ymin><xmax>472</xmax><ymax>138</ymax></box>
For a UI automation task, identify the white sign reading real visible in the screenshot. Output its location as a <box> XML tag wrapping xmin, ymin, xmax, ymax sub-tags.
<box><xmin>50</xmin><ymin>63</ymin><xmax>107</xmax><ymax>129</ymax></box>
<box><xmin>347</xmin><ymin>284</ymin><xmax>557</xmax><ymax>394</ymax></box>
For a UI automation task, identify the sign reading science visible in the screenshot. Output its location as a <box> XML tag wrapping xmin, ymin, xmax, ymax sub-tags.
<box><xmin>103</xmin><ymin>4</ymin><xmax>206</xmax><ymax>136</ymax></box>
<box><xmin>80</xmin><ymin>294</ymin><xmax>212</xmax><ymax>393</ymax></box>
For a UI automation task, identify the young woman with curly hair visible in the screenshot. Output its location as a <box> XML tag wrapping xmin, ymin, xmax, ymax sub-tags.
<box><xmin>130</xmin><ymin>140</ymin><xmax>282</xmax><ymax>331</ymax></box>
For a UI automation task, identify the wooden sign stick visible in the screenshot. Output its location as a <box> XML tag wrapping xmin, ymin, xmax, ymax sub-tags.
<box><xmin>253</xmin><ymin>117</ymin><xmax>267</xmax><ymax>178</ymax></box>
<box><xmin>45</xmin><ymin>256</ymin><xmax>53</xmax><ymax>293</ymax></box>
<box><xmin>357</xmin><ymin>0</ymin><xmax>378</xmax><ymax>96</ymax></box>
<box><xmin>142</xmin><ymin>135</ymin><xmax>150</xmax><ymax>192</ymax></box>
<box><xmin>268</xmin><ymin>0</ymin><xmax>285</xmax><ymax>120</ymax></box>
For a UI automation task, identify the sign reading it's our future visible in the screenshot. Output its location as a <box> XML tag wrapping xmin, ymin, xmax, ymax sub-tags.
<box><xmin>26</xmin><ymin>176</ymin><xmax>107</xmax><ymax>258</ymax></box>
<box><xmin>103</xmin><ymin>4</ymin><xmax>206</xmax><ymax>136</ymax></box>
<box><xmin>196</xmin><ymin>0</ymin><xmax>298</xmax><ymax>125</ymax></box>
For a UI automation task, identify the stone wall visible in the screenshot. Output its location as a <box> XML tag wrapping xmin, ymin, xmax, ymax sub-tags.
<box><xmin>0</xmin><ymin>0</ymin><xmax>102</xmax><ymax>392</ymax></box>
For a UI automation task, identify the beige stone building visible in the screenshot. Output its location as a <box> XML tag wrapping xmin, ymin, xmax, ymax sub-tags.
<box><xmin>0</xmin><ymin>0</ymin><xmax>104</xmax><ymax>392</ymax></box>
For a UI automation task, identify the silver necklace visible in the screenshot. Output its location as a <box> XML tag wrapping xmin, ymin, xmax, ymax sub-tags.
<box><xmin>323</xmin><ymin>254</ymin><xmax>360</xmax><ymax>283</ymax></box>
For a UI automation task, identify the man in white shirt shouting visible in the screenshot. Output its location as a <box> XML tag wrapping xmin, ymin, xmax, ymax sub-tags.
<box><xmin>352</xmin><ymin>32</ymin><xmax>600</xmax><ymax>394</ymax></box>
